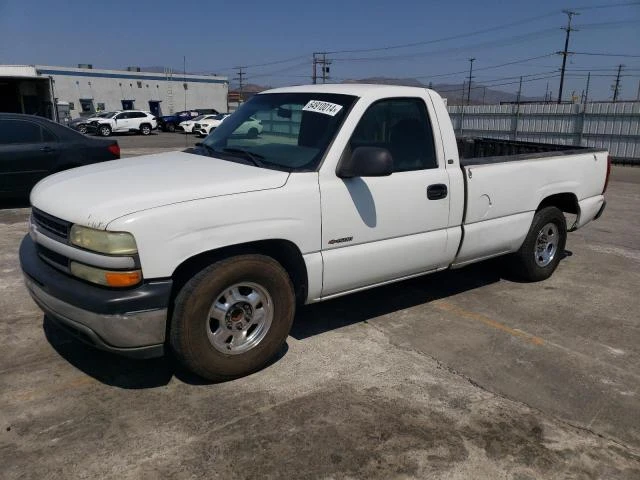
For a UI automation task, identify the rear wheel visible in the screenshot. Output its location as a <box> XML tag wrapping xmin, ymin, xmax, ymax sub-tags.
<box><xmin>248</xmin><ymin>127</ymin><xmax>259</xmax><ymax>139</ymax></box>
<box><xmin>170</xmin><ymin>255</ymin><xmax>295</xmax><ymax>381</ymax></box>
<box><xmin>98</xmin><ymin>125</ymin><xmax>111</xmax><ymax>137</ymax></box>
<box><xmin>167</xmin><ymin>123</ymin><xmax>176</xmax><ymax>133</ymax></box>
<box><xmin>507</xmin><ymin>206</ymin><xmax>567</xmax><ymax>281</ymax></box>
<box><xmin>78</xmin><ymin>124</ymin><xmax>88</xmax><ymax>134</ymax></box>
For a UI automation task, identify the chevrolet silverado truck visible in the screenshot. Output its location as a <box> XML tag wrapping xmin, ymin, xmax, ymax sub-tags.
<box><xmin>20</xmin><ymin>85</ymin><xmax>609</xmax><ymax>381</ymax></box>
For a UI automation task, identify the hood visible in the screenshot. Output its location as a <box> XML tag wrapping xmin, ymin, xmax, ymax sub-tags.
<box><xmin>30</xmin><ymin>151</ymin><xmax>290</xmax><ymax>229</ymax></box>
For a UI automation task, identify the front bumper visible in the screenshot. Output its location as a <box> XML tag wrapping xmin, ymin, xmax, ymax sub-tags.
<box><xmin>20</xmin><ymin>235</ymin><xmax>171</xmax><ymax>358</ymax></box>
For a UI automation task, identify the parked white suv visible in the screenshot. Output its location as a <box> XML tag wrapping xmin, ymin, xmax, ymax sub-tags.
<box><xmin>179</xmin><ymin>114</ymin><xmax>220</xmax><ymax>133</ymax></box>
<box><xmin>92</xmin><ymin>110</ymin><xmax>157</xmax><ymax>137</ymax></box>
<box><xmin>193</xmin><ymin>114</ymin><xmax>231</xmax><ymax>137</ymax></box>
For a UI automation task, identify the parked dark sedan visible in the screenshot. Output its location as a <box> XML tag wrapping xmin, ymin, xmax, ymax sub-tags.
<box><xmin>0</xmin><ymin>113</ymin><xmax>120</xmax><ymax>198</ymax></box>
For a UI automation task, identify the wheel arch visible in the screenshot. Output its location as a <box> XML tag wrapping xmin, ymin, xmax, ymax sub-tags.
<box><xmin>170</xmin><ymin>239</ymin><xmax>309</xmax><ymax>309</ymax></box>
<box><xmin>536</xmin><ymin>192</ymin><xmax>580</xmax><ymax>231</ymax></box>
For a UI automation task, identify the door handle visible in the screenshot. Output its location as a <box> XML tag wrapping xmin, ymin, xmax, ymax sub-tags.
<box><xmin>427</xmin><ymin>184</ymin><xmax>448</xmax><ymax>200</ymax></box>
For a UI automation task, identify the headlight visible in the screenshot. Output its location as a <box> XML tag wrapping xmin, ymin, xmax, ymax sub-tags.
<box><xmin>70</xmin><ymin>225</ymin><xmax>138</xmax><ymax>255</ymax></box>
<box><xmin>70</xmin><ymin>262</ymin><xmax>142</xmax><ymax>287</ymax></box>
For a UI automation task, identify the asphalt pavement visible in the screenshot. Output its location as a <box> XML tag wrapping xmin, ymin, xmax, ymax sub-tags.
<box><xmin>0</xmin><ymin>161</ymin><xmax>638</xmax><ymax>479</ymax></box>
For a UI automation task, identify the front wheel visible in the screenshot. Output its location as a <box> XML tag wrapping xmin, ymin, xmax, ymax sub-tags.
<box><xmin>98</xmin><ymin>125</ymin><xmax>112</xmax><ymax>137</ymax></box>
<box><xmin>78</xmin><ymin>124</ymin><xmax>88</xmax><ymax>134</ymax></box>
<box><xmin>139</xmin><ymin>124</ymin><xmax>151</xmax><ymax>135</ymax></box>
<box><xmin>166</xmin><ymin>123</ymin><xmax>176</xmax><ymax>133</ymax></box>
<box><xmin>507</xmin><ymin>206</ymin><xmax>567</xmax><ymax>282</ymax></box>
<box><xmin>170</xmin><ymin>255</ymin><xmax>295</xmax><ymax>381</ymax></box>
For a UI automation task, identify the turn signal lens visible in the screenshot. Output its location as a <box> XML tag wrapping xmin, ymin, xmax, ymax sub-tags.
<box><xmin>105</xmin><ymin>271</ymin><xmax>142</xmax><ymax>287</ymax></box>
<box><xmin>70</xmin><ymin>262</ymin><xmax>142</xmax><ymax>287</ymax></box>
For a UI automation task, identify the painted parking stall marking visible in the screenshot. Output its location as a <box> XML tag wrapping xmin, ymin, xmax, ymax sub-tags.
<box><xmin>303</xmin><ymin>100</ymin><xmax>343</xmax><ymax>116</ymax></box>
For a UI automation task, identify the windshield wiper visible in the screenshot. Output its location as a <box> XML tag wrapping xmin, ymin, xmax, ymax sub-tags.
<box><xmin>222</xmin><ymin>148</ymin><xmax>265</xmax><ymax>167</ymax></box>
<box><xmin>199</xmin><ymin>143</ymin><xmax>217</xmax><ymax>157</ymax></box>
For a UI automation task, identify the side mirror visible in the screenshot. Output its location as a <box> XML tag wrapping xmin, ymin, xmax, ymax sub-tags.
<box><xmin>337</xmin><ymin>146</ymin><xmax>393</xmax><ymax>178</ymax></box>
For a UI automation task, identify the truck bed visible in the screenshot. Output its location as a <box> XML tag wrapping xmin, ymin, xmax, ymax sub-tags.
<box><xmin>452</xmin><ymin>137</ymin><xmax>609</xmax><ymax>267</ymax></box>
<box><xmin>457</xmin><ymin>137</ymin><xmax>605</xmax><ymax>167</ymax></box>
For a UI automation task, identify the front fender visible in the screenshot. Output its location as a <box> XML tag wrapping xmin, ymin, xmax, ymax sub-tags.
<box><xmin>107</xmin><ymin>173</ymin><xmax>322</xmax><ymax>279</ymax></box>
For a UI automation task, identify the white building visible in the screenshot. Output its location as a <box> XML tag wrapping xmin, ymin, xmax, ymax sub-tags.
<box><xmin>0</xmin><ymin>64</ymin><xmax>228</xmax><ymax>121</ymax></box>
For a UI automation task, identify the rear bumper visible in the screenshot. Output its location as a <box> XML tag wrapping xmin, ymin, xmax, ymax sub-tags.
<box><xmin>20</xmin><ymin>235</ymin><xmax>171</xmax><ymax>358</ymax></box>
<box><xmin>574</xmin><ymin>195</ymin><xmax>606</xmax><ymax>230</ymax></box>
<box><xmin>594</xmin><ymin>199</ymin><xmax>607</xmax><ymax>220</ymax></box>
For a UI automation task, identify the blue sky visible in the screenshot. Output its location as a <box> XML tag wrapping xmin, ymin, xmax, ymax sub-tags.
<box><xmin>1</xmin><ymin>0</ymin><xmax>638</xmax><ymax>100</ymax></box>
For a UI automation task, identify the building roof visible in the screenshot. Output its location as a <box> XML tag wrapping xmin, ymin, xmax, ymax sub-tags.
<box><xmin>0</xmin><ymin>64</ymin><xmax>227</xmax><ymax>84</ymax></box>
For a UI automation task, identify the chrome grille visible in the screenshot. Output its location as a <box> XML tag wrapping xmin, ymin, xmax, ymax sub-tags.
<box><xmin>32</xmin><ymin>208</ymin><xmax>71</xmax><ymax>241</ymax></box>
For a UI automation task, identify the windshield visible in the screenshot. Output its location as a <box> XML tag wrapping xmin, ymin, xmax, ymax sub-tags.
<box><xmin>97</xmin><ymin>111</ymin><xmax>115</xmax><ymax>118</ymax></box>
<box><xmin>190</xmin><ymin>115</ymin><xmax>206</xmax><ymax>122</ymax></box>
<box><xmin>201</xmin><ymin>92</ymin><xmax>357</xmax><ymax>172</ymax></box>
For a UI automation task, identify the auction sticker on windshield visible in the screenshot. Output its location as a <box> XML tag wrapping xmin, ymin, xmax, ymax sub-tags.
<box><xmin>303</xmin><ymin>100</ymin><xmax>343</xmax><ymax>116</ymax></box>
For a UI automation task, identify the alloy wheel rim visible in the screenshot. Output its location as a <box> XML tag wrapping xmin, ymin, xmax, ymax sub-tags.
<box><xmin>206</xmin><ymin>282</ymin><xmax>273</xmax><ymax>355</ymax></box>
<box><xmin>534</xmin><ymin>222</ymin><xmax>559</xmax><ymax>267</ymax></box>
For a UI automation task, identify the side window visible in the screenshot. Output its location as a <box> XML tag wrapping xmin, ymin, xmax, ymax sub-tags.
<box><xmin>116</xmin><ymin>112</ymin><xmax>129</xmax><ymax>120</ymax></box>
<box><xmin>130</xmin><ymin>112</ymin><xmax>145</xmax><ymax>118</ymax></box>
<box><xmin>0</xmin><ymin>120</ymin><xmax>44</xmax><ymax>144</ymax></box>
<box><xmin>42</xmin><ymin>126</ymin><xmax>57</xmax><ymax>142</ymax></box>
<box><xmin>349</xmin><ymin>98</ymin><xmax>437</xmax><ymax>172</ymax></box>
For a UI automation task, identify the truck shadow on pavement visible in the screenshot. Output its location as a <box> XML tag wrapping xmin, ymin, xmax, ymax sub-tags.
<box><xmin>43</xmin><ymin>255</ymin><xmax>573</xmax><ymax>389</ymax></box>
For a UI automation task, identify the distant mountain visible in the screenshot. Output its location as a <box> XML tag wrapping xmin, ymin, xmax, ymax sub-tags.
<box><xmin>342</xmin><ymin>77</ymin><xmax>426</xmax><ymax>88</ymax></box>
<box><xmin>342</xmin><ymin>77</ymin><xmax>542</xmax><ymax>104</ymax></box>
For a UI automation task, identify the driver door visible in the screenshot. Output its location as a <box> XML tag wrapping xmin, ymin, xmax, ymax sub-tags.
<box><xmin>114</xmin><ymin>112</ymin><xmax>132</xmax><ymax>132</ymax></box>
<box><xmin>319</xmin><ymin>97</ymin><xmax>451</xmax><ymax>297</ymax></box>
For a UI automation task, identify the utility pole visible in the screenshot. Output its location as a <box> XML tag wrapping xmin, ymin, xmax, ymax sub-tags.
<box><xmin>482</xmin><ymin>86</ymin><xmax>487</xmax><ymax>105</ymax></box>
<box><xmin>612</xmin><ymin>64</ymin><xmax>624</xmax><ymax>102</ymax></box>
<box><xmin>234</xmin><ymin>66</ymin><xmax>245</xmax><ymax>103</ymax></box>
<box><xmin>544</xmin><ymin>82</ymin><xmax>550</xmax><ymax>103</ymax></box>
<box><xmin>459</xmin><ymin>79</ymin><xmax>466</xmax><ymax>135</ymax></box>
<box><xmin>514</xmin><ymin>76</ymin><xmax>523</xmax><ymax>141</ymax></box>
<box><xmin>466</xmin><ymin>58</ymin><xmax>475</xmax><ymax>106</ymax></box>
<box><xmin>312</xmin><ymin>53</ymin><xmax>317</xmax><ymax>84</ymax></box>
<box><xmin>312</xmin><ymin>52</ymin><xmax>331</xmax><ymax>84</ymax></box>
<box><xmin>516</xmin><ymin>76</ymin><xmax>523</xmax><ymax>106</ymax></box>
<box><xmin>583</xmin><ymin>72</ymin><xmax>591</xmax><ymax>105</ymax></box>
<box><xmin>557</xmin><ymin>9</ymin><xmax>579</xmax><ymax>104</ymax></box>
<box><xmin>636</xmin><ymin>79</ymin><xmax>640</xmax><ymax>101</ymax></box>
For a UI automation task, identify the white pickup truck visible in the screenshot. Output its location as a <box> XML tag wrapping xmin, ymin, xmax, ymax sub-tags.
<box><xmin>20</xmin><ymin>84</ymin><xmax>609</xmax><ymax>380</ymax></box>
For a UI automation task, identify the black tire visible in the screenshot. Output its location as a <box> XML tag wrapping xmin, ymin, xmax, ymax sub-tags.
<box><xmin>139</xmin><ymin>123</ymin><xmax>151</xmax><ymax>135</ymax></box>
<box><xmin>170</xmin><ymin>254</ymin><xmax>295</xmax><ymax>381</ymax></box>
<box><xmin>248</xmin><ymin>127</ymin><xmax>259</xmax><ymax>139</ymax></box>
<box><xmin>166</xmin><ymin>123</ymin><xmax>176</xmax><ymax>133</ymax></box>
<box><xmin>507</xmin><ymin>206</ymin><xmax>567</xmax><ymax>282</ymax></box>
<box><xmin>98</xmin><ymin>125</ymin><xmax>111</xmax><ymax>137</ymax></box>
<box><xmin>78</xmin><ymin>124</ymin><xmax>88</xmax><ymax>134</ymax></box>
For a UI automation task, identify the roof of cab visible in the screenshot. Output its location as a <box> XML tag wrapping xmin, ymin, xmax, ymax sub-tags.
<box><xmin>261</xmin><ymin>83</ymin><xmax>436</xmax><ymax>99</ymax></box>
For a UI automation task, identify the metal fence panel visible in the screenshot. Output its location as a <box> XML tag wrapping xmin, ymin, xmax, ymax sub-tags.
<box><xmin>448</xmin><ymin>102</ymin><xmax>640</xmax><ymax>164</ymax></box>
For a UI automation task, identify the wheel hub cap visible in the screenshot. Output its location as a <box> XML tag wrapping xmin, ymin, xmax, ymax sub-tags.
<box><xmin>534</xmin><ymin>222</ymin><xmax>559</xmax><ymax>267</ymax></box>
<box><xmin>206</xmin><ymin>283</ymin><xmax>273</xmax><ymax>354</ymax></box>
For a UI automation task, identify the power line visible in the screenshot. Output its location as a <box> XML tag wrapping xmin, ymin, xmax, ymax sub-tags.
<box><xmin>325</xmin><ymin>12</ymin><xmax>558</xmax><ymax>55</ymax></box>
<box><xmin>409</xmin><ymin>53</ymin><xmax>556</xmax><ymax>80</ymax></box>
<box><xmin>573</xmin><ymin>52</ymin><xmax>640</xmax><ymax>58</ymax></box>
<box><xmin>572</xmin><ymin>1</ymin><xmax>640</xmax><ymax>11</ymax></box>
